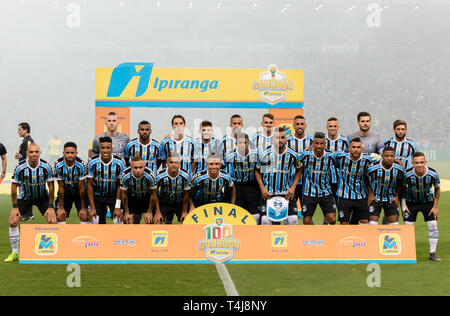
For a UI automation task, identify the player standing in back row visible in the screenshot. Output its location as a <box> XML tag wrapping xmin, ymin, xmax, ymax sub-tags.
<box><xmin>402</xmin><ymin>152</ymin><xmax>441</xmax><ymax>262</ymax></box>
<box><xmin>384</xmin><ymin>119</ymin><xmax>417</xmax><ymax>170</ymax></box>
<box><xmin>125</xmin><ymin>120</ymin><xmax>161</xmax><ymax>174</ymax></box>
<box><xmin>251</xmin><ymin>113</ymin><xmax>275</xmax><ymax>153</ymax></box>
<box><xmin>160</xmin><ymin>115</ymin><xmax>196</xmax><ymax>175</ymax></box>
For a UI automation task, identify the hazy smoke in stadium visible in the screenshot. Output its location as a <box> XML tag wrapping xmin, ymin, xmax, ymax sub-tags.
<box><xmin>1</xmin><ymin>0</ymin><xmax>449</xmax><ymax>164</ymax></box>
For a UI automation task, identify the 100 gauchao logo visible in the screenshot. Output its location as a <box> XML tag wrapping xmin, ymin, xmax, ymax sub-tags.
<box><xmin>252</xmin><ymin>64</ymin><xmax>294</xmax><ymax>105</ymax></box>
<box><xmin>199</xmin><ymin>217</ymin><xmax>240</xmax><ymax>264</ymax></box>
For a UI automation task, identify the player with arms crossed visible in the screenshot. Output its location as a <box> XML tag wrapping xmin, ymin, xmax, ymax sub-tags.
<box><xmin>191</xmin><ymin>153</ymin><xmax>235</xmax><ymax>207</ymax></box>
<box><xmin>384</xmin><ymin>119</ymin><xmax>417</xmax><ymax>170</ymax></box>
<box><xmin>224</xmin><ymin>133</ymin><xmax>260</xmax><ymax>222</ymax></box>
<box><xmin>335</xmin><ymin>138</ymin><xmax>373</xmax><ymax>225</ymax></box>
<box><xmin>125</xmin><ymin>121</ymin><xmax>161</xmax><ymax>175</ymax></box>
<box><xmin>53</xmin><ymin>142</ymin><xmax>89</xmax><ymax>224</ymax></box>
<box><xmin>155</xmin><ymin>152</ymin><xmax>191</xmax><ymax>224</ymax></box>
<box><xmin>256</xmin><ymin>128</ymin><xmax>302</xmax><ymax>225</ymax></box>
<box><xmin>299</xmin><ymin>132</ymin><xmax>338</xmax><ymax>225</ymax></box>
<box><xmin>402</xmin><ymin>152</ymin><xmax>441</xmax><ymax>262</ymax></box>
<box><xmin>120</xmin><ymin>156</ymin><xmax>159</xmax><ymax>224</ymax></box>
<box><xmin>5</xmin><ymin>144</ymin><xmax>56</xmax><ymax>262</ymax></box>
<box><xmin>87</xmin><ymin>137</ymin><xmax>126</xmax><ymax>224</ymax></box>
<box><xmin>366</xmin><ymin>146</ymin><xmax>405</xmax><ymax>225</ymax></box>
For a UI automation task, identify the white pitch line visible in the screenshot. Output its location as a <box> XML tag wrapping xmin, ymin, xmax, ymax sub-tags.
<box><xmin>215</xmin><ymin>263</ymin><xmax>239</xmax><ymax>296</ymax></box>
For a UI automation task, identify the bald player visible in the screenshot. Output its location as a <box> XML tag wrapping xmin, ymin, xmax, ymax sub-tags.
<box><xmin>5</xmin><ymin>144</ymin><xmax>56</xmax><ymax>262</ymax></box>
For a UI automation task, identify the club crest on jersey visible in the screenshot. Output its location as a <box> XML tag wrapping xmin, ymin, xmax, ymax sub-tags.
<box><xmin>252</xmin><ymin>64</ymin><xmax>294</xmax><ymax>105</ymax></box>
<box><xmin>267</xmin><ymin>197</ymin><xmax>289</xmax><ymax>222</ymax></box>
<box><xmin>198</xmin><ymin>217</ymin><xmax>240</xmax><ymax>264</ymax></box>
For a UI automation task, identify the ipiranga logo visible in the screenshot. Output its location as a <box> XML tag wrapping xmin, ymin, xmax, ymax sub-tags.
<box><xmin>152</xmin><ymin>231</ymin><xmax>168</xmax><ymax>248</ymax></box>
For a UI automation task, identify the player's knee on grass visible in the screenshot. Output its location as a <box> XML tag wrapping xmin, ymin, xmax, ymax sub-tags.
<box><xmin>326</xmin><ymin>213</ymin><xmax>336</xmax><ymax>225</ymax></box>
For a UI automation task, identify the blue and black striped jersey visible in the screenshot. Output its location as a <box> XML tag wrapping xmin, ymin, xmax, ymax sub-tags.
<box><xmin>404</xmin><ymin>167</ymin><xmax>440</xmax><ymax>204</ymax></box>
<box><xmin>219</xmin><ymin>135</ymin><xmax>238</xmax><ymax>157</ymax></box>
<box><xmin>191</xmin><ymin>170</ymin><xmax>234</xmax><ymax>204</ymax></box>
<box><xmin>194</xmin><ymin>138</ymin><xmax>222</xmax><ymax>174</ymax></box>
<box><xmin>251</xmin><ymin>132</ymin><xmax>272</xmax><ymax>153</ymax></box>
<box><xmin>287</xmin><ymin>135</ymin><xmax>313</xmax><ymax>154</ymax></box>
<box><xmin>53</xmin><ymin>157</ymin><xmax>87</xmax><ymax>196</ymax></box>
<box><xmin>257</xmin><ymin>147</ymin><xmax>301</xmax><ymax>195</ymax></box>
<box><xmin>160</xmin><ymin>136</ymin><xmax>196</xmax><ymax>175</ymax></box>
<box><xmin>383</xmin><ymin>138</ymin><xmax>418</xmax><ymax>170</ymax></box>
<box><xmin>156</xmin><ymin>168</ymin><xmax>191</xmax><ymax>205</ymax></box>
<box><xmin>326</xmin><ymin>135</ymin><xmax>349</xmax><ymax>153</ymax></box>
<box><xmin>124</xmin><ymin>138</ymin><xmax>161</xmax><ymax>174</ymax></box>
<box><xmin>224</xmin><ymin>149</ymin><xmax>258</xmax><ymax>183</ymax></box>
<box><xmin>299</xmin><ymin>151</ymin><xmax>338</xmax><ymax>198</ymax></box>
<box><xmin>335</xmin><ymin>153</ymin><xmax>373</xmax><ymax>200</ymax></box>
<box><xmin>120</xmin><ymin>167</ymin><xmax>157</xmax><ymax>199</ymax></box>
<box><xmin>367</xmin><ymin>161</ymin><xmax>405</xmax><ymax>202</ymax></box>
<box><xmin>87</xmin><ymin>155</ymin><xmax>125</xmax><ymax>199</ymax></box>
<box><xmin>12</xmin><ymin>159</ymin><xmax>53</xmax><ymax>200</ymax></box>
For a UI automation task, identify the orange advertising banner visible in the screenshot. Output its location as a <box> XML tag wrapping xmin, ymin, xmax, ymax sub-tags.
<box><xmin>94</xmin><ymin>107</ymin><xmax>130</xmax><ymax>136</ymax></box>
<box><xmin>270</xmin><ymin>108</ymin><xmax>304</xmax><ymax>137</ymax></box>
<box><xmin>20</xmin><ymin>224</ymin><xmax>416</xmax><ymax>264</ymax></box>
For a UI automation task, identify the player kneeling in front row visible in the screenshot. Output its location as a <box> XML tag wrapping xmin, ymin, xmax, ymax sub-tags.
<box><xmin>54</xmin><ymin>142</ymin><xmax>89</xmax><ymax>224</ymax></box>
<box><xmin>367</xmin><ymin>146</ymin><xmax>405</xmax><ymax>225</ymax></box>
<box><xmin>6</xmin><ymin>144</ymin><xmax>57</xmax><ymax>262</ymax></box>
<box><xmin>87</xmin><ymin>136</ymin><xmax>126</xmax><ymax>224</ymax></box>
<box><xmin>121</xmin><ymin>156</ymin><xmax>160</xmax><ymax>224</ymax></box>
<box><xmin>255</xmin><ymin>128</ymin><xmax>302</xmax><ymax>225</ymax></box>
<box><xmin>403</xmin><ymin>152</ymin><xmax>441</xmax><ymax>262</ymax></box>
<box><xmin>191</xmin><ymin>153</ymin><xmax>235</xmax><ymax>208</ymax></box>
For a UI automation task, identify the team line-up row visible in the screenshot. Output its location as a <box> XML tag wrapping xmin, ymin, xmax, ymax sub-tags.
<box><xmin>3</xmin><ymin>111</ymin><xmax>441</xmax><ymax>262</ymax></box>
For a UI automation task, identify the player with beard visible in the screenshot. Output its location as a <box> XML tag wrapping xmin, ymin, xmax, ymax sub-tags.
<box><xmin>256</xmin><ymin>128</ymin><xmax>301</xmax><ymax>225</ymax></box>
<box><xmin>125</xmin><ymin>121</ymin><xmax>161</xmax><ymax>174</ymax></box>
<box><xmin>384</xmin><ymin>120</ymin><xmax>417</xmax><ymax>170</ymax></box>
<box><xmin>299</xmin><ymin>132</ymin><xmax>338</xmax><ymax>225</ymax></box>
<box><xmin>367</xmin><ymin>146</ymin><xmax>405</xmax><ymax>225</ymax></box>
<box><xmin>335</xmin><ymin>138</ymin><xmax>373</xmax><ymax>225</ymax></box>
<box><xmin>287</xmin><ymin>115</ymin><xmax>313</xmax><ymax>211</ymax></box>
<box><xmin>402</xmin><ymin>152</ymin><xmax>441</xmax><ymax>262</ymax></box>
<box><xmin>347</xmin><ymin>112</ymin><xmax>384</xmax><ymax>155</ymax></box>
<box><xmin>53</xmin><ymin>142</ymin><xmax>89</xmax><ymax>224</ymax></box>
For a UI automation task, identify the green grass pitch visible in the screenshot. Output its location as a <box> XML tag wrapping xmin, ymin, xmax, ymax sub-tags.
<box><xmin>0</xmin><ymin>193</ymin><xmax>449</xmax><ymax>296</ymax></box>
